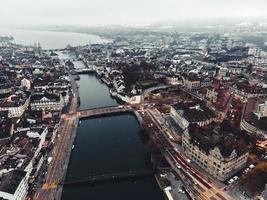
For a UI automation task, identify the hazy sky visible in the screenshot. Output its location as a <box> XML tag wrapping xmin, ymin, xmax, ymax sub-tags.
<box><xmin>1</xmin><ymin>0</ymin><xmax>267</xmax><ymax>27</ymax></box>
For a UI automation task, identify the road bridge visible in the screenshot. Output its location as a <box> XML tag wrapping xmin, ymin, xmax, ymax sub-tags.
<box><xmin>75</xmin><ymin>68</ymin><xmax>96</xmax><ymax>74</ymax></box>
<box><xmin>76</xmin><ymin>105</ymin><xmax>132</xmax><ymax>119</ymax></box>
<box><xmin>43</xmin><ymin>48</ymin><xmax>68</xmax><ymax>52</ymax></box>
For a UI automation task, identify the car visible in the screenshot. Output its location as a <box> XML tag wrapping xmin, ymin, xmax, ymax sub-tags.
<box><xmin>228</xmin><ymin>179</ymin><xmax>234</xmax><ymax>185</ymax></box>
<box><xmin>186</xmin><ymin>159</ymin><xmax>191</xmax><ymax>163</ymax></box>
<box><xmin>244</xmin><ymin>168</ymin><xmax>250</xmax><ymax>173</ymax></box>
<box><xmin>160</xmin><ymin>173</ymin><xmax>167</xmax><ymax>178</ymax></box>
<box><xmin>233</xmin><ymin>176</ymin><xmax>238</xmax><ymax>181</ymax></box>
<box><xmin>249</xmin><ymin>164</ymin><xmax>255</xmax><ymax>169</ymax></box>
<box><xmin>178</xmin><ymin>187</ymin><xmax>185</xmax><ymax>194</ymax></box>
<box><xmin>176</xmin><ymin>163</ymin><xmax>181</xmax><ymax>169</ymax></box>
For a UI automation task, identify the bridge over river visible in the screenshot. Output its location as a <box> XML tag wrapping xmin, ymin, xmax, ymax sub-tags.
<box><xmin>38</xmin><ymin>104</ymin><xmax>134</xmax><ymax>199</ymax></box>
<box><xmin>63</xmin><ymin>170</ymin><xmax>155</xmax><ymax>187</ymax></box>
<box><xmin>65</xmin><ymin>105</ymin><xmax>133</xmax><ymax>119</ymax></box>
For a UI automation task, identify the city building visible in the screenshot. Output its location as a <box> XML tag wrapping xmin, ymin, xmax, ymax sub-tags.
<box><xmin>0</xmin><ymin>76</ymin><xmax>12</xmax><ymax>98</ymax></box>
<box><xmin>182</xmin><ymin>124</ymin><xmax>249</xmax><ymax>181</ymax></box>
<box><xmin>230</xmin><ymin>81</ymin><xmax>267</xmax><ymax>100</ymax></box>
<box><xmin>0</xmin><ymin>93</ymin><xmax>30</xmax><ymax>118</ymax></box>
<box><xmin>30</xmin><ymin>92</ymin><xmax>64</xmax><ymax>111</ymax></box>
<box><xmin>21</xmin><ymin>78</ymin><xmax>31</xmax><ymax>91</ymax></box>
<box><xmin>241</xmin><ymin>98</ymin><xmax>267</xmax><ymax>139</ymax></box>
<box><xmin>170</xmin><ymin>100</ymin><xmax>216</xmax><ymax>130</ymax></box>
<box><xmin>0</xmin><ymin>114</ymin><xmax>13</xmax><ymax>141</ymax></box>
<box><xmin>184</xmin><ymin>74</ymin><xmax>201</xmax><ymax>91</ymax></box>
<box><xmin>0</xmin><ymin>127</ymin><xmax>48</xmax><ymax>200</ymax></box>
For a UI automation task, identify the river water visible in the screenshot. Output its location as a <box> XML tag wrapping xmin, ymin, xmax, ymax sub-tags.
<box><xmin>61</xmin><ymin>74</ymin><xmax>164</xmax><ymax>200</ymax></box>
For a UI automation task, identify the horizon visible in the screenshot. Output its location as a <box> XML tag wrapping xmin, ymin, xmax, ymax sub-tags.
<box><xmin>1</xmin><ymin>0</ymin><xmax>267</xmax><ymax>28</ymax></box>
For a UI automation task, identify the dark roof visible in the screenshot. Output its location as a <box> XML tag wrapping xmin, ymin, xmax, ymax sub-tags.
<box><xmin>0</xmin><ymin>170</ymin><xmax>26</xmax><ymax>194</ymax></box>
<box><xmin>233</xmin><ymin>82</ymin><xmax>267</xmax><ymax>94</ymax></box>
<box><xmin>244</xmin><ymin>98</ymin><xmax>267</xmax><ymax>131</ymax></box>
<box><xmin>188</xmin><ymin>123</ymin><xmax>249</xmax><ymax>158</ymax></box>
<box><xmin>31</xmin><ymin>92</ymin><xmax>60</xmax><ymax>102</ymax></box>
<box><xmin>0</xmin><ymin>117</ymin><xmax>12</xmax><ymax>139</ymax></box>
<box><xmin>173</xmin><ymin>101</ymin><xmax>216</xmax><ymax>123</ymax></box>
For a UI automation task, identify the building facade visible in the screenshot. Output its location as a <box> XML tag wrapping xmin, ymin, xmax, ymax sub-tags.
<box><xmin>30</xmin><ymin>93</ymin><xmax>64</xmax><ymax>111</ymax></box>
<box><xmin>182</xmin><ymin>130</ymin><xmax>249</xmax><ymax>181</ymax></box>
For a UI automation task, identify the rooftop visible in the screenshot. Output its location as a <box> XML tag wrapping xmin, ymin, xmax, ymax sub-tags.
<box><xmin>244</xmin><ymin>98</ymin><xmax>267</xmax><ymax>131</ymax></box>
<box><xmin>188</xmin><ymin>122</ymin><xmax>249</xmax><ymax>158</ymax></box>
<box><xmin>173</xmin><ymin>100</ymin><xmax>216</xmax><ymax>123</ymax></box>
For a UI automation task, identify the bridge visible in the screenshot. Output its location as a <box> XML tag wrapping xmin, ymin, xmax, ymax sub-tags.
<box><xmin>43</xmin><ymin>48</ymin><xmax>68</xmax><ymax>52</ymax></box>
<box><xmin>75</xmin><ymin>67</ymin><xmax>96</xmax><ymax>74</ymax></box>
<box><xmin>61</xmin><ymin>58</ymin><xmax>80</xmax><ymax>62</ymax></box>
<box><xmin>63</xmin><ymin>170</ymin><xmax>155</xmax><ymax>187</ymax></box>
<box><xmin>76</xmin><ymin>105</ymin><xmax>132</xmax><ymax>119</ymax></box>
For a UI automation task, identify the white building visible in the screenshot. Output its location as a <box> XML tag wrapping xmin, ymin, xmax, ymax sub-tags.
<box><xmin>21</xmin><ymin>78</ymin><xmax>31</xmax><ymax>91</ymax></box>
<box><xmin>30</xmin><ymin>93</ymin><xmax>64</xmax><ymax>111</ymax></box>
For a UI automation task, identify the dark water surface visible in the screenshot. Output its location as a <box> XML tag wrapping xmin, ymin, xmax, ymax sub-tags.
<box><xmin>61</xmin><ymin>75</ymin><xmax>164</xmax><ymax>200</ymax></box>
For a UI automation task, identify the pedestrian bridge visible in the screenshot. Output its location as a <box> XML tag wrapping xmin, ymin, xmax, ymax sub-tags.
<box><xmin>63</xmin><ymin>170</ymin><xmax>155</xmax><ymax>187</ymax></box>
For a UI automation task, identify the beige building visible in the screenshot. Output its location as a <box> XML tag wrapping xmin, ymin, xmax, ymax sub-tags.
<box><xmin>206</xmin><ymin>87</ymin><xmax>218</xmax><ymax>103</ymax></box>
<box><xmin>182</xmin><ymin>127</ymin><xmax>249</xmax><ymax>181</ymax></box>
<box><xmin>21</xmin><ymin>78</ymin><xmax>31</xmax><ymax>91</ymax></box>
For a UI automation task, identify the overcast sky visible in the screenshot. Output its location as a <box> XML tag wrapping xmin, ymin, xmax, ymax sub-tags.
<box><xmin>1</xmin><ymin>0</ymin><xmax>267</xmax><ymax>27</ymax></box>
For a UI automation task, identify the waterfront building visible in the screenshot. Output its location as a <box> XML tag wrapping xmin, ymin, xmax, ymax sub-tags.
<box><xmin>182</xmin><ymin>124</ymin><xmax>249</xmax><ymax>181</ymax></box>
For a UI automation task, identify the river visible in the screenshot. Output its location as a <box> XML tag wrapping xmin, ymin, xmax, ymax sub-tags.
<box><xmin>61</xmin><ymin>74</ymin><xmax>164</xmax><ymax>200</ymax></box>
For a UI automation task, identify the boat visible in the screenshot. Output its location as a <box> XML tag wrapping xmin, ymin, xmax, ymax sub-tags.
<box><xmin>72</xmin><ymin>145</ymin><xmax>75</xmax><ymax>150</ymax></box>
<box><xmin>109</xmin><ymin>89</ymin><xmax>118</xmax><ymax>97</ymax></box>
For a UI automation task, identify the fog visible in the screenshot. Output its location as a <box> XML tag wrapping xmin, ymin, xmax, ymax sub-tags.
<box><xmin>1</xmin><ymin>0</ymin><xmax>267</xmax><ymax>27</ymax></box>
